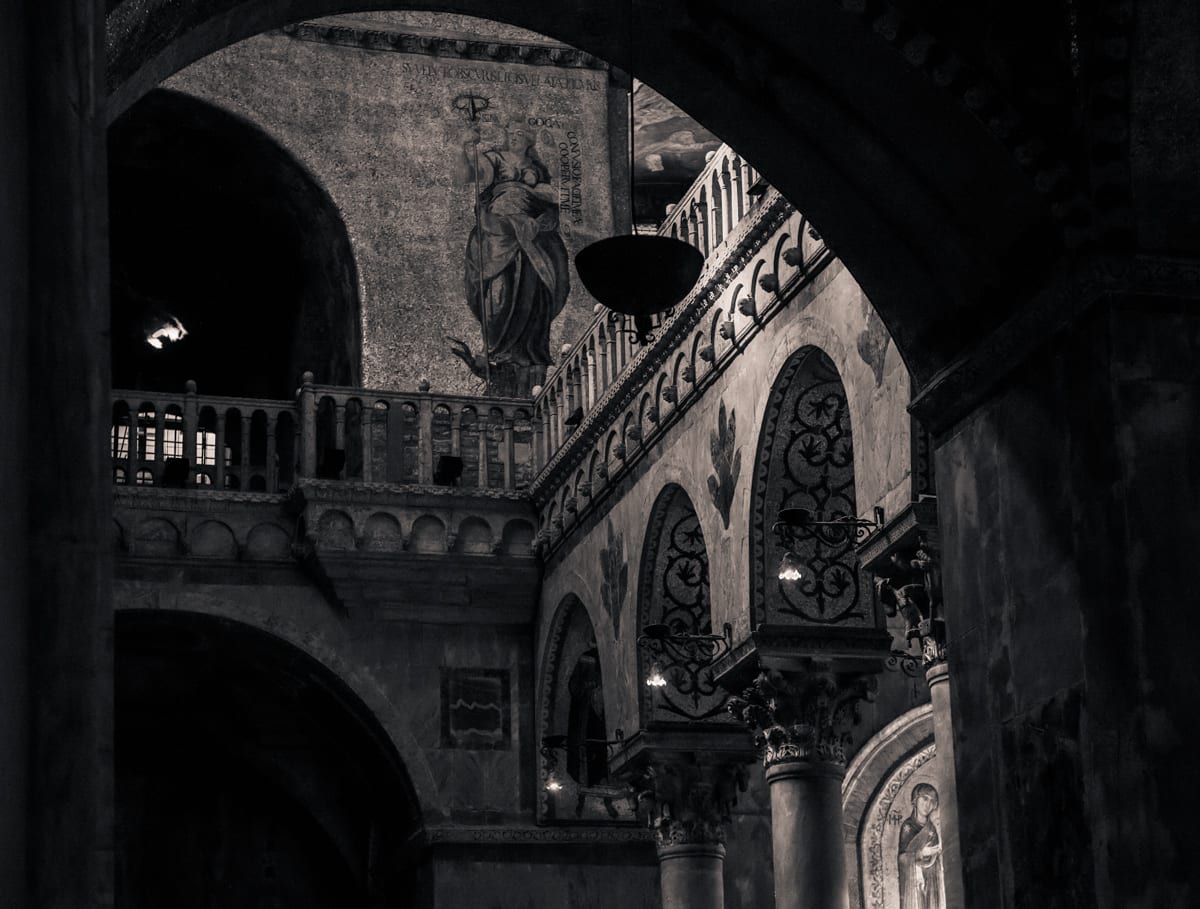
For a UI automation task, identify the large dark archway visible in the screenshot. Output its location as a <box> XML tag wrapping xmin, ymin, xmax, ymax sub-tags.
<box><xmin>115</xmin><ymin>610</ymin><xmax>426</xmax><ymax>908</ymax></box>
<box><xmin>104</xmin><ymin>0</ymin><xmax>1082</xmax><ymax>387</ymax></box>
<box><xmin>109</xmin><ymin>88</ymin><xmax>361</xmax><ymax>398</ymax></box>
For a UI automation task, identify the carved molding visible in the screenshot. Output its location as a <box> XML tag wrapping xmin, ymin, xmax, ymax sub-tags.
<box><xmin>727</xmin><ymin>668</ymin><xmax>879</xmax><ymax>767</ymax></box>
<box><xmin>424</xmin><ymin>825</ymin><xmax>653</xmax><ymax>845</ymax></box>
<box><xmin>280</xmin><ymin>21</ymin><xmax>607</xmax><ymax>71</ymax></box>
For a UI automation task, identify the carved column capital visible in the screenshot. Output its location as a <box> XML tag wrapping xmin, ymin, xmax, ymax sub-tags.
<box><xmin>727</xmin><ymin>668</ymin><xmax>878</xmax><ymax>768</ymax></box>
<box><xmin>633</xmin><ymin>758</ymin><xmax>748</xmax><ymax>847</ymax></box>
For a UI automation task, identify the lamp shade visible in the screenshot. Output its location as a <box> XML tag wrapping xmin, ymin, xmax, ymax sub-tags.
<box><xmin>575</xmin><ymin>235</ymin><xmax>704</xmax><ymax>317</ymax></box>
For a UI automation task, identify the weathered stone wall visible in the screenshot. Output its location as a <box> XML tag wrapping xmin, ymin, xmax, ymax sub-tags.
<box><xmin>935</xmin><ymin>299</ymin><xmax>1200</xmax><ymax>907</ymax></box>
<box><xmin>163</xmin><ymin>14</ymin><xmax>620</xmax><ymax>393</ymax></box>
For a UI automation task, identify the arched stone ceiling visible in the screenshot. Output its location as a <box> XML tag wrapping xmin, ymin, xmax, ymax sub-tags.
<box><xmin>105</xmin><ymin>0</ymin><xmax>1108</xmax><ymax>386</ymax></box>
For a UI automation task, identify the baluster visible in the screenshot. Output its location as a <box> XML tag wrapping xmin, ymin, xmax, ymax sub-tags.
<box><xmin>240</xmin><ymin>413</ymin><xmax>251</xmax><ymax>480</ymax></box>
<box><xmin>214</xmin><ymin>411</ymin><xmax>225</xmax><ymax>489</ymax></box>
<box><xmin>300</xmin><ymin>371</ymin><xmax>316</xmax><ymax>477</ymax></box>
<box><xmin>722</xmin><ymin>164</ymin><xmax>734</xmax><ymax>235</ymax></box>
<box><xmin>153</xmin><ymin>406</ymin><xmax>165</xmax><ymax>484</ymax></box>
<box><xmin>549</xmin><ymin>392</ymin><xmax>559</xmax><ymax>452</ymax></box>
<box><xmin>418</xmin><ymin>394</ymin><xmax>433</xmax><ymax>484</ymax></box>
<box><xmin>266</xmin><ymin>411</ymin><xmax>278</xmax><ymax>492</ymax></box>
<box><xmin>334</xmin><ymin>400</ymin><xmax>346</xmax><ymax>475</ymax></box>
<box><xmin>360</xmin><ymin>405</ymin><xmax>373</xmax><ymax>483</ymax></box>
<box><xmin>183</xmin><ymin>381</ymin><xmax>197</xmax><ymax>483</ymax></box>
<box><xmin>732</xmin><ymin>157</ymin><xmax>745</xmax><ymax>222</ymax></box>
<box><xmin>478</xmin><ymin>412</ymin><xmax>489</xmax><ymax>487</ymax></box>
<box><xmin>503</xmin><ymin>416</ymin><xmax>515</xmax><ymax>489</ymax></box>
<box><xmin>123</xmin><ymin>401</ymin><xmax>136</xmax><ymax>483</ymax></box>
<box><xmin>589</xmin><ymin>345</ymin><xmax>599</xmax><ymax>410</ymax></box>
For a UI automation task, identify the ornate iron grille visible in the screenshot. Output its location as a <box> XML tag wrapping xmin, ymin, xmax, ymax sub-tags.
<box><xmin>753</xmin><ymin>349</ymin><xmax>867</xmax><ymax>626</ymax></box>
<box><xmin>639</xmin><ymin>487</ymin><xmax>729</xmax><ymax>723</ymax></box>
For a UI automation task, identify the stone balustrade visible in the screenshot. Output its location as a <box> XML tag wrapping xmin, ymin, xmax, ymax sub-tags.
<box><xmin>111</xmin><ymin>379</ymin><xmax>536</xmax><ymax>493</ymax></box>
<box><xmin>529</xmin><ymin>145</ymin><xmax>769</xmax><ymax>472</ymax></box>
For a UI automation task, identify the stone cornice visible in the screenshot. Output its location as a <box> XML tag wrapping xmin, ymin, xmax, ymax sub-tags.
<box><xmin>279</xmin><ymin>21</ymin><xmax>607</xmax><ymax>70</ymax></box>
<box><xmin>423</xmin><ymin>824</ymin><xmax>651</xmax><ymax>846</ymax></box>
<box><xmin>293</xmin><ymin>478</ymin><xmax>532</xmax><ymax>508</ymax></box>
<box><xmin>910</xmin><ymin>253</ymin><xmax>1200</xmax><ymax>436</ymax></box>
<box><xmin>113</xmin><ymin>487</ymin><xmax>287</xmax><ymax>511</ymax></box>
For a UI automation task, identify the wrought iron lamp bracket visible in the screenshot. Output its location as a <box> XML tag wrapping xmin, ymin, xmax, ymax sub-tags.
<box><xmin>636</xmin><ymin>621</ymin><xmax>734</xmax><ymax>667</ymax></box>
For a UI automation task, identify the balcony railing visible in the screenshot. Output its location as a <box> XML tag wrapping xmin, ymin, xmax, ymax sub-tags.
<box><xmin>111</xmin><ymin>376</ymin><xmax>535</xmax><ymax>493</ymax></box>
<box><xmin>530</xmin><ymin>144</ymin><xmax>767</xmax><ymax>472</ymax></box>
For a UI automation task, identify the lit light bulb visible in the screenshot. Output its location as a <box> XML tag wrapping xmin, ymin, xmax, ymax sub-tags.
<box><xmin>545</xmin><ymin>771</ymin><xmax>563</xmax><ymax>793</ymax></box>
<box><xmin>646</xmin><ymin>661</ymin><xmax>668</xmax><ymax>688</ymax></box>
<box><xmin>145</xmin><ymin>316</ymin><xmax>187</xmax><ymax>350</ymax></box>
<box><xmin>778</xmin><ymin>550</ymin><xmax>804</xmax><ymax>582</ymax></box>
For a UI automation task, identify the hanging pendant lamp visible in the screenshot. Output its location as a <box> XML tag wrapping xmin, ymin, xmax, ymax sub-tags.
<box><xmin>574</xmin><ymin>11</ymin><xmax>703</xmax><ymax>336</ymax></box>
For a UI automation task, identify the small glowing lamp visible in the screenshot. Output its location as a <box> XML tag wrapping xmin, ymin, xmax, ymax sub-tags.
<box><xmin>146</xmin><ymin>316</ymin><xmax>187</xmax><ymax>350</ymax></box>
<box><xmin>778</xmin><ymin>550</ymin><xmax>805</xmax><ymax>582</ymax></box>
<box><xmin>545</xmin><ymin>771</ymin><xmax>564</xmax><ymax>793</ymax></box>
<box><xmin>646</xmin><ymin>661</ymin><xmax>668</xmax><ymax>688</ymax></box>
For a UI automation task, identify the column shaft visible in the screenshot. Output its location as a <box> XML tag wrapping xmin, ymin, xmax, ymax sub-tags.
<box><xmin>765</xmin><ymin>761</ymin><xmax>846</xmax><ymax>909</ymax></box>
<box><xmin>925</xmin><ymin>662</ymin><xmax>965</xmax><ymax>908</ymax></box>
<box><xmin>658</xmin><ymin>843</ymin><xmax>725</xmax><ymax>909</ymax></box>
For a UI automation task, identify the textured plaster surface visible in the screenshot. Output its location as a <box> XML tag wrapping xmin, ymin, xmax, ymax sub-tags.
<box><xmin>165</xmin><ymin>24</ymin><xmax>616</xmax><ymax>392</ymax></box>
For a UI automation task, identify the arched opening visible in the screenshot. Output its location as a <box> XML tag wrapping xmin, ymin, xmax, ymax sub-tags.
<box><xmin>636</xmin><ymin>483</ymin><xmax>727</xmax><ymax>725</ymax></box>
<box><xmin>109</xmin><ymin>88</ymin><xmax>361</xmax><ymax>398</ymax></box>
<box><xmin>538</xmin><ymin>595</ymin><xmax>632</xmax><ymax>824</ymax></box>
<box><xmin>115</xmin><ymin>610</ymin><xmax>425</xmax><ymax>908</ymax></box>
<box><xmin>751</xmin><ymin>347</ymin><xmax>868</xmax><ymax>629</ymax></box>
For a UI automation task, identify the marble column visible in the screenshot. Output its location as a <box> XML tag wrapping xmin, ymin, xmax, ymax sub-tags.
<box><xmin>925</xmin><ymin>660</ymin><xmax>965</xmax><ymax>909</ymax></box>
<box><xmin>637</xmin><ymin>759</ymin><xmax>748</xmax><ymax>909</ymax></box>
<box><xmin>728</xmin><ymin>669</ymin><xmax>877</xmax><ymax>909</ymax></box>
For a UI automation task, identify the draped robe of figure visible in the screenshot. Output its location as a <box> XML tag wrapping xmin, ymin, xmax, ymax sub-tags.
<box><xmin>898</xmin><ymin>813</ymin><xmax>943</xmax><ymax>909</ymax></box>
<box><xmin>464</xmin><ymin>146</ymin><xmax>569</xmax><ymax>392</ymax></box>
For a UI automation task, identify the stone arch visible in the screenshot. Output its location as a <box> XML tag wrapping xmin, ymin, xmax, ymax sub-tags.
<box><xmin>315</xmin><ymin>509</ymin><xmax>356</xmax><ymax>551</ymax></box>
<box><xmin>362</xmin><ymin>512</ymin><xmax>404</xmax><ymax>552</ymax></box>
<box><xmin>842</xmin><ymin>705</ymin><xmax>938</xmax><ymax>909</ymax></box>
<box><xmin>245</xmin><ymin>522</ymin><xmax>291</xmax><ymax>560</ymax></box>
<box><xmin>133</xmin><ymin>516</ymin><xmax>181</xmax><ymax>556</ymax></box>
<box><xmin>499</xmin><ymin>518</ymin><xmax>535</xmax><ymax>557</ymax></box>
<box><xmin>114</xmin><ymin>608</ymin><xmax>432</xmax><ymax>902</ymax></box>
<box><xmin>537</xmin><ymin>594</ymin><xmax>630</xmax><ymax>824</ymax></box>
<box><xmin>750</xmin><ymin>346</ymin><xmax>869</xmax><ymax>630</ymax></box>
<box><xmin>453</xmin><ymin>515</ymin><xmax>493</xmax><ymax>554</ymax></box>
<box><xmin>109</xmin><ymin>88</ymin><xmax>361</xmax><ymax>397</ymax></box>
<box><xmin>636</xmin><ymin>484</ymin><xmax>727</xmax><ymax>725</ymax></box>
<box><xmin>409</xmin><ymin>514</ymin><xmax>446</xmax><ymax>553</ymax></box>
<box><xmin>189</xmin><ymin>519</ymin><xmax>237</xmax><ymax>559</ymax></box>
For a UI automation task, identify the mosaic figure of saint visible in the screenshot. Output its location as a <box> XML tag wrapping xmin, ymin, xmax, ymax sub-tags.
<box><xmin>450</xmin><ymin>117</ymin><xmax>569</xmax><ymax>396</ymax></box>
<box><xmin>897</xmin><ymin>783</ymin><xmax>943</xmax><ymax>909</ymax></box>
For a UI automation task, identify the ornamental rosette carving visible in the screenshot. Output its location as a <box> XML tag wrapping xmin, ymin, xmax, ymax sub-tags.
<box><xmin>633</xmin><ymin>760</ymin><xmax>748</xmax><ymax>847</ymax></box>
<box><xmin>727</xmin><ymin>669</ymin><xmax>878</xmax><ymax>767</ymax></box>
